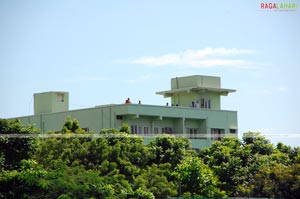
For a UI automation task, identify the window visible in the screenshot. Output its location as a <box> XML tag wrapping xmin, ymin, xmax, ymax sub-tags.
<box><xmin>154</xmin><ymin>127</ymin><xmax>159</xmax><ymax>134</ymax></box>
<box><xmin>131</xmin><ymin>125</ymin><xmax>138</xmax><ymax>134</ymax></box>
<box><xmin>131</xmin><ymin>125</ymin><xmax>143</xmax><ymax>135</ymax></box>
<box><xmin>144</xmin><ymin>126</ymin><xmax>149</xmax><ymax>135</ymax></box>
<box><xmin>138</xmin><ymin>126</ymin><xmax>142</xmax><ymax>135</ymax></box>
<box><xmin>230</xmin><ymin>129</ymin><xmax>237</xmax><ymax>134</ymax></box>
<box><xmin>187</xmin><ymin>128</ymin><xmax>198</xmax><ymax>139</ymax></box>
<box><xmin>162</xmin><ymin>127</ymin><xmax>173</xmax><ymax>134</ymax></box>
<box><xmin>201</xmin><ymin>98</ymin><xmax>204</xmax><ymax>108</ymax></box>
<box><xmin>57</xmin><ymin>93</ymin><xmax>65</xmax><ymax>102</ymax></box>
<box><xmin>211</xmin><ymin>128</ymin><xmax>224</xmax><ymax>141</ymax></box>
<box><xmin>200</xmin><ymin>98</ymin><xmax>211</xmax><ymax>109</ymax></box>
<box><xmin>116</xmin><ymin>115</ymin><xmax>123</xmax><ymax>120</ymax></box>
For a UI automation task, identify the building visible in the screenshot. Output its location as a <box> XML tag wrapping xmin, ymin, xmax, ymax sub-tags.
<box><xmin>13</xmin><ymin>75</ymin><xmax>238</xmax><ymax>148</ymax></box>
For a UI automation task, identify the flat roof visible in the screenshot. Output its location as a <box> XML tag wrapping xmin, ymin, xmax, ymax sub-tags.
<box><xmin>34</xmin><ymin>91</ymin><xmax>68</xmax><ymax>95</ymax></box>
<box><xmin>156</xmin><ymin>86</ymin><xmax>236</xmax><ymax>97</ymax></box>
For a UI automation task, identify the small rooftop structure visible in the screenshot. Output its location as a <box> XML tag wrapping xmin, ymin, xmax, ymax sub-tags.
<box><xmin>156</xmin><ymin>75</ymin><xmax>235</xmax><ymax>109</ymax></box>
<box><xmin>34</xmin><ymin>91</ymin><xmax>69</xmax><ymax>115</ymax></box>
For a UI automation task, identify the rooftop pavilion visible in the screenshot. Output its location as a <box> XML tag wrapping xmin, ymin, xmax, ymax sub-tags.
<box><xmin>156</xmin><ymin>75</ymin><xmax>235</xmax><ymax>110</ymax></box>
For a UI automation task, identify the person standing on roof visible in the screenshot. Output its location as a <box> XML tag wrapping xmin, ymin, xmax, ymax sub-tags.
<box><xmin>125</xmin><ymin>98</ymin><xmax>131</xmax><ymax>104</ymax></box>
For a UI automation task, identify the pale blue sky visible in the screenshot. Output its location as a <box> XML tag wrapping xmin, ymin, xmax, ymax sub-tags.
<box><xmin>1</xmin><ymin>0</ymin><xmax>300</xmax><ymax>146</ymax></box>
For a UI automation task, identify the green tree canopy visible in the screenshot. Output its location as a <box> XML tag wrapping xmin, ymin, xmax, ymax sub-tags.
<box><xmin>173</xmin><ymin>156</ymin><xmax>226</xmax><ymax>198</ymax></box>
<box><xmin>1</xmin><ymin>118</ymin><xmax>300</xmax><ymax>199</ymax></box>
<box><xmin>149</xmin><ymin>134</ymin><xmax>191</xmax><ymax>169</ymax></box>
<box><xmin>0</xmin><ymin>119</ymin><xmax>38</xmax><ymax>170</ymax></box>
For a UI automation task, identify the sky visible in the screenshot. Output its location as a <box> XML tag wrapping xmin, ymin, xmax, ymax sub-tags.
<box><xmin>1</xmin><ymin>0</ymin><xmax>300</xmax><ymax>147</ymax></box>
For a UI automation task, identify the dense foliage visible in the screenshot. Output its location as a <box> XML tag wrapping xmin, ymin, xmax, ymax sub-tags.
<box><xmin>0</xmin><ymin>118</ymin><xmax>299</xmax><ymax>198</ymax></box>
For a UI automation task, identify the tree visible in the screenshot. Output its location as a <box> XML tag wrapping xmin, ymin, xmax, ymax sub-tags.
<box><xmin>131</xmin><ymin>188</ymin><xmax>155</xmax><ymax>199</ymax></box>
<box><xmin>2</xmin><ymin>116</ymin><xmax>300</xmax><ymax>199</ymax></box>
<box><xmin>62</xmin><ymin>116</ymin><xmax>86</xmax><ymax>134</ymax></box>
<box><xmin>0</xmin><ymin>119</ymin><xmax>38</xmax><ymax>170</ymax></box>
<box><xmin>243</xmin><ymin>131</ymin><xmax>274</xmax><ymax>155</ymax></box>
<box><xmin>173</xmin><ymin>156</ymin><xmax>226</xmax><ymax>198</ymax></box>
<box><xmin>119</xmin><ymin>123</ymin><xmax>130</xmax><ymax>134</ymax></box>
<box><xmin>277</xmin><ymin>142</ymin><xmax>300</xmax><ymax>164</ymax></box>
<box><xmin>250</xmin><ymin>162</ymin><xmax>300</xmax><ymax>199</ymax></box>
<box><xmin>134</xmin><ymin>164</ymin><xmax>177</xmax><ymax>199</ymax></box>
<box><xmin>149</xmin><ymin>134</ymin><xmax>191</xmax><ymax>169</ymax></box>
<box><xmin>199</xmin><ymin>136</ymin><xmax>253</xmax><ymax>196</ymax></box>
